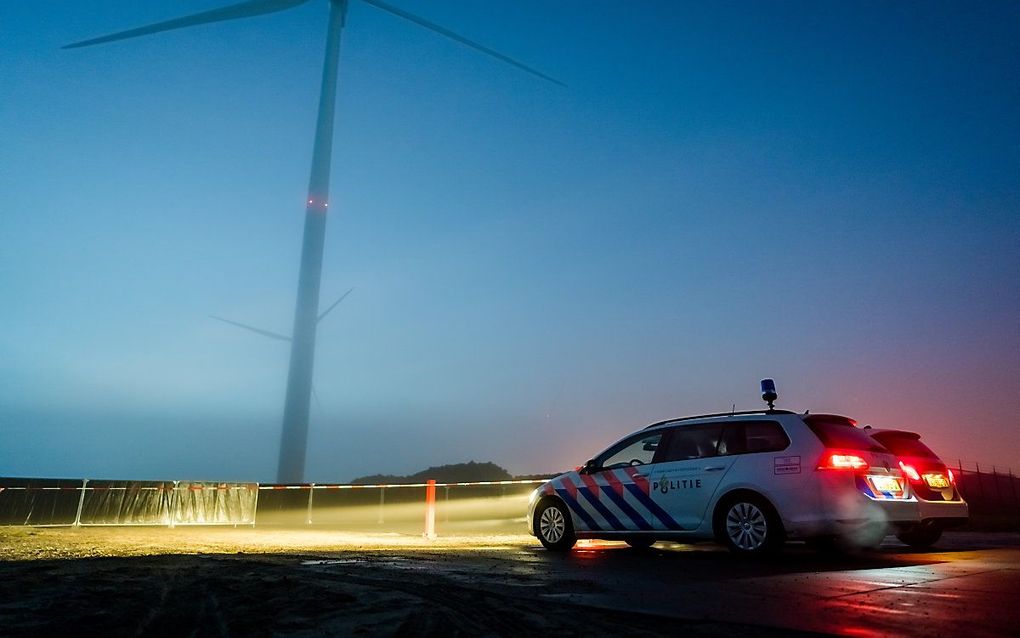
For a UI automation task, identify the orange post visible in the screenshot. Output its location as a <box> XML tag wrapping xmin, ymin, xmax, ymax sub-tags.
<box><xmin>424</xmin><ymin>479</ymin><xmax>437</xmax><ymax>539</ymax></box>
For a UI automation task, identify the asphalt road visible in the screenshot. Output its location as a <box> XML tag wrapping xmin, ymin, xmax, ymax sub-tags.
<box><xmin>458</xmin><ymin>533</ymin><xmax>1020</xmax><ymax>637</ymax></box>
<box><xmin>2</xmin><ymin>530</ymin><xmax>1018</xmax><ymax>636</ymax></box>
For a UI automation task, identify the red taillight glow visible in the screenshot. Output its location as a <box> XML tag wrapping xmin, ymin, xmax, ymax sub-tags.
<box><xmin>899</xmin><ymin>461</ymin><xmax>921</xmax><ymax>482</ymax></box>
<box><xmin>948</xmin><ymin>469</ymin><xmax>956</xmax><ymax>484</ymax></box>
<box><xmin>817</xmin><ymin>452</ymin><xmax>869</xmax><ymax>471</ymax></box>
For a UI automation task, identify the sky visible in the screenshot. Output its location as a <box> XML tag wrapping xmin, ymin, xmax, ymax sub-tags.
<box><xmin>1</xmin><ymin>1</ymin><xmax>1018</xmax><ymax>482</ymax></box>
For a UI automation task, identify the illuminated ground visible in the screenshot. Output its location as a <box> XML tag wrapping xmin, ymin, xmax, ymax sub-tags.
<box><xmin>2</xmin><ymin>528</ymin><xmax>1019</xmax><ymax>636</ymax></box>
<box><xmin>0</xmin><ymin>526</ymin><xmax>536</xmax><ymax>561</ymax></box>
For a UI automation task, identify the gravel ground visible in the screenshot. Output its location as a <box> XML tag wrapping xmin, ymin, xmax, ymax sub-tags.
<box><xmin>4</xmin><ymin>527</ymin><xmax>1018</xmax><ymax>637</ymax></box>
<box><xmin>0</xmin><ymin>527</ymin><xmax>819</xmax><ymax>637</ymax></box>
<box><xmin>0</xmin><ymin>526</ymin><xmax>534</xmax><ymax>561</ymax></box>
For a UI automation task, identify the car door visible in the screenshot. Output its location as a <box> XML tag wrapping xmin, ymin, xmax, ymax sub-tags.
<box><xmin>646</xmin><ymin>423</ymin><xmax>734</xmax><ymax>529</ymax></box>
<box><xmin>570</xmin><ymin>430</ymin><xmax>681</xmax><ymax>533</ymax></box>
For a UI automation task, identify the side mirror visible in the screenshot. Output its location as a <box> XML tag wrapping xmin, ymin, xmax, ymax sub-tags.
<box><xmin>582</xmin><ymin>459</ymin><xmax>598</xmax><ymax>474</ymax></box>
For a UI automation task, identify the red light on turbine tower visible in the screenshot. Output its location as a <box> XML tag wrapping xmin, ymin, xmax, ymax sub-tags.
<box><xmin>306</xmin><ymin>196</ymin><xmax>329</xmax><ymax>210</ymax></box>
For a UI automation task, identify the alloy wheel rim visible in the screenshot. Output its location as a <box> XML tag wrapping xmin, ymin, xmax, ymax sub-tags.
<box><xmin>725</xmin><ymin>502</ymin><xmax>768</xmax><ymax>550</ymax></box>
<box><xmin>540</xmin><ymin>506</ymin><xmax>565</xmax><ymax>543</ymax></box>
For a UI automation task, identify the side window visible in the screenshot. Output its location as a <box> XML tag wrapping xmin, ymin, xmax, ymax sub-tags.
<box><xmin>599</xmin><ymin>432</ymin><xmax>663</xmax><ymax>470</ymax></box>
<box><xmin>655</xmin><ymin>425</ymin><xmax>723</xmax><ymax>462</ymax></box>
<box><xmin>719</xmin><ymin>421</ymin><xmax>790</xmax><ymax>455</ymax></box>
<box><xmin>718</xmin><ymin>424</ymin><xmax>746</xmax><ymax>455</ymax></box>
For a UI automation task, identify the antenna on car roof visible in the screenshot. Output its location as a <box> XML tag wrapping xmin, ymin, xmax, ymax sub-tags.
<box><xmin>760</xmin><ymin>378</ymin><xmax>778</xmax><ymax>411</ymax></box>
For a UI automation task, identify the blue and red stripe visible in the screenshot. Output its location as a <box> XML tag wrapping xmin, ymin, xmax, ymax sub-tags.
<box><xmin>623</xmin><ymin>483</ymin><xmax>684</xmax><ymax>530</ymax></box>
<box><xmin>554</xmin><ymin>487</ymin><xmax>601</xmax><ymax>531</ymax></box>
<box><xmin>600</xmin><ymin>484</ymin><xmax>653</xmax><ymax>530</ymax></box>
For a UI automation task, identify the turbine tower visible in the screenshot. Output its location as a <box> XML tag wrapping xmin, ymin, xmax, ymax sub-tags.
<box><xmin>66</xmin><ymin>0</ymin><xmax>561</xmax><ymax>483</ymax></box>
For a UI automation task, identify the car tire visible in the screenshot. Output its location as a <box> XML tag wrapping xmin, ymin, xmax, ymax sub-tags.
<box><xmin>896</xmin><ymin>522</ymin><xmax>943</xmax><ymax>548</ymax></box>
<box><xmin>534</xmin><ymin>499</ymin><xmax>576</xmax><ymax>551</ymax></box>
<box><xmin>625</xmin><ymin>537</ymin><xmax>656</xmax><ymax>550</ymax></box>
<box><xmin>717</xmin><ymin>495</ymin><xmax>784</xmax><ymax>555</ymax></box>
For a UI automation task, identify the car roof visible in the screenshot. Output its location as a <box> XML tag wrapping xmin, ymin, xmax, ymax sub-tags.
<box><xmin>642</xmin><ymin>409</ymin><xmax>798</xmax><ymax>431</ymax></box>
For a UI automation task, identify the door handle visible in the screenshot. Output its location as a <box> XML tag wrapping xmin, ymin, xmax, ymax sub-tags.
<box><xmin>704</xmin><ymin>466</ymin><xmax>725</xmax><ymax>472</ymax></box>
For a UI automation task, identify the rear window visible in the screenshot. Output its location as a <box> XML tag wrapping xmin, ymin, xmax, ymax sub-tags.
<box><xmin>870</xmin><ymin>432</ymin><xmax>939</xmax><ymax>459</ymax></box>
<box><xmin>804</xmin><ymin>417</ymin><xmax>886</xmax><ymax>452</ymax></box>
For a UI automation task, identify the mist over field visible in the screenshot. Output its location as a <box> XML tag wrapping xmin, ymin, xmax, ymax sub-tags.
<box><xmin>1</xmin><ymin>1</ymin><xmax>1018</xmax><ymax>482</ymax></box>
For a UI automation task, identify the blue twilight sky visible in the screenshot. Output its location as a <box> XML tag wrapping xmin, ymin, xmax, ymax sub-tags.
<box><xmin>1</xmin><ymin>1</ymin><xmax>1018</xmax><ymax>482</ymax></box>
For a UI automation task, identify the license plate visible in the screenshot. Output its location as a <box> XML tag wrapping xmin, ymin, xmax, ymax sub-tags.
<box><xmin>871</xmin><ymin>475</ymin><xmax>902</xmax><ymax>493</ymax></box>
<box><xmin>924</xmin><ymin>474</ymin><xmax>950</xmax><ymax>489</ymax></box>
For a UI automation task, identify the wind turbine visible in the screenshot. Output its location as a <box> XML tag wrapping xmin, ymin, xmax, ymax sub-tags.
<box><xmin>65</xmin><ymin>0</ymin><xmax>561</xmax><ymax>483</ymax></box>
<box><xmin>210</xmin><ymin>288</ymin><xmax>354</xmax><ymax>427</ymax></box>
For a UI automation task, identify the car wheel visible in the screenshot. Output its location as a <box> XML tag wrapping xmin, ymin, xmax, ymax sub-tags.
<box><xmin>896</xmin><ymin>522</ymin><xmax>943</xmax><ymax>548</ymax></box>
<box><xmin>534</xmin><ymin>499</ymin><xmax>576</xmax><ymax>551</ymax></box>
<box><xmin>625</xmin><ymin>537</ymin><xmax>656</xmax><ymax>550</ymax></box>
<box><xmin>719</xmin><ymin>496</ymin><xmax>784</xmax><ymax>555</ymax></box>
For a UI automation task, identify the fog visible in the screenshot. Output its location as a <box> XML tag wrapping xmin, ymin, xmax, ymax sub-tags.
<box><xmin>2</xmin><ymin>1</ymin><xmax>1018</xmax><ymax>482</ymax></box>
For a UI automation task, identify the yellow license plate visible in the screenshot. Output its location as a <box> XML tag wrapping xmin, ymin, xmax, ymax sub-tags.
<box><xmin>924</xmin><ymin>474</ymin><xmax>950</xmax><ymax>489</ymax></box>
<box><xmin>871</xmin><ymin>475</ymin><xmax>902</xmax><ymax>493</ymax></box>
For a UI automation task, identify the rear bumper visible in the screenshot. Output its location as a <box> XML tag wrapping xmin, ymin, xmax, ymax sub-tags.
<box><xmin>831</xmin><ymin>498</ymin><xmax>920</xmax><ymax>529</ymax></box>
<box><xmin>917</xmin><ymin>499</ymin><xmax>969</xmax><ymax>523</ymax></box>
<box><xmin>784</xmin><ymin>487</ymin><xmax>921</xmax><ymax>538</ymax></box>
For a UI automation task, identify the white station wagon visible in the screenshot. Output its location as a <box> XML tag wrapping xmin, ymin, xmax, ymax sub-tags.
<box><xmin>528</xmin><ymin>388</ymin><xmax>921</xmax><ymax>554</ymax></box>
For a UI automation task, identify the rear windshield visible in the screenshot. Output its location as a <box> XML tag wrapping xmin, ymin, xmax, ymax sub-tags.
<box><xmin>870</xmin><ymin>432</ymin><xmax>939</xmax><ymax>459</ymax></box>
<box><xmin>804</xmin><ymin>418</ymin><xmax>887</xmax><ymax>452</ymax></box>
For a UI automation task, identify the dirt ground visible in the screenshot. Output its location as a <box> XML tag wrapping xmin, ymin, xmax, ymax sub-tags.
<box><xmin>4</xmin><ymin>527</ymin><xmax>1019</xmax><ymax>637</ymax></box>
<box><xmin>0</xmin><ymin>526</ymin><xmax>532</xmax><ymax>561</ymax></box>
<box><xmin>0</xmin><ymin>527</ymin><xmax>802</xmax><ymax>637</ymax></box>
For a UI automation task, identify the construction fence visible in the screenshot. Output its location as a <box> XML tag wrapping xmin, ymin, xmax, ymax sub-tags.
<box><xmin>0</xmin><ymin>477</ymin><xmax>546</xmax><ymax>534</ymax></box>
<box><xmin>3</xmin><ymin>464</ymin><xmax>1017</xmax><ymax>533</ymax></box>
<box><xmin>953</xmin><ymin>463</ymin><xmax>1020</xmax><ymax>530</ymax></box>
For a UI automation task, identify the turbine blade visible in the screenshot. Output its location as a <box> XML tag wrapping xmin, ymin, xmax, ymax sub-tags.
<box><xmin>359</xmin><ymin>0</ymin><xmax>565</xmax><ymax>87</ymax></box>
<box><xmin>63</xmin><ymin>0</ymin><xmax>311</xmax><ymax>49</ymax></box>
<box><xmin>318</xmin><ymin>287</ymin><xmax>354</xmax><ymax>323</ymax></box>
<box><xmin>311</xmin><ymin>384</ymin><xmax>324</xmax><ymax>415</ymax></box>
<box><xmin>210</xmin><ymin>315</ymin><xmax>292</xmax><ymax>342</ymax></box>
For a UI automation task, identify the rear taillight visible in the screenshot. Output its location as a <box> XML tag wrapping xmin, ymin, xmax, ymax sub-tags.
<box><xmin>817</xmin><ymin>451</ymin><xmax>869</xmax><ymax>471</ymax></box>
<box><xmin>899</xmin><ymin>461</ymin><xmax>921</xmax><ymax>482</ymax></box>
<box><xmin>948</xmin><ymin>469</ymin><xmax>956</xmax><ymax>485</ymax></box>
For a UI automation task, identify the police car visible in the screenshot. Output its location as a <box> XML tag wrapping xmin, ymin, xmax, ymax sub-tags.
<box><xmin>865</xmin><ymin>427</ymin><xmax>968</xmax><ymax>547</ymax></box>
<box><xmin>527</xmin><ymin>380</ymin><xmax>921</xmax><ymax>554</ymax></box>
